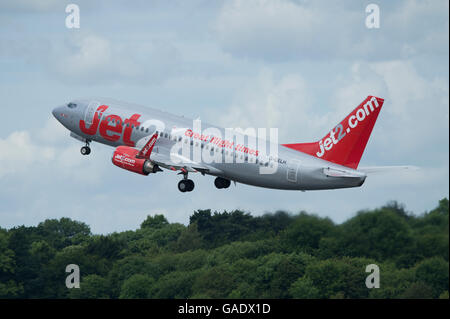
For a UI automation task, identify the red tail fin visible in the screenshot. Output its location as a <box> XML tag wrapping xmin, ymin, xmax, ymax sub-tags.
<box><xmin>282</xmin><ymin>96</ymin><xmax>384</xmax><ymax>169</ymax></box>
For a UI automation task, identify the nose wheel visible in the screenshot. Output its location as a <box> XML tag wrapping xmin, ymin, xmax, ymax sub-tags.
<box><xmin>178</xmin><ymin>179</ymin><xmax>194</xmax><ymax>192</ymax></box>
<box><xmin>80</xmin><ymin>145</ymin><xmax>91</xmax><ymax>155</ymax></box>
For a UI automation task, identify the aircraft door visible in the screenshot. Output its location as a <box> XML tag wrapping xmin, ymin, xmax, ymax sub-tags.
<box><xmin>287</xmin><ymin>160</ymin><xmax>300</xmax><ymax>183</ymax></box>
<box><xmin>84</xmin><ymin>100</ymin><xmax>100</xmax><ymax>126</ymax></box>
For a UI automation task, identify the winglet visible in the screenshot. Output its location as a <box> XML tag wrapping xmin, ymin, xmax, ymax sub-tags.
<box><xmin>136</xmin><ymin>133</ymin><xmax>158</xmax><ymax>159</ymax></box>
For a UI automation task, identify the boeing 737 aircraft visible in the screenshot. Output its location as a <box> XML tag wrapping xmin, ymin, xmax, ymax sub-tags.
<box><xmin>52</xmin><ymin>96</ymin><xmax>402</xmax><ymax>192</ymax></box>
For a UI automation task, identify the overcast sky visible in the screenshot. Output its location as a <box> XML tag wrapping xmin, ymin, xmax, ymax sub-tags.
<box><xmin>0</xmin><ymin>0</ymin><xmax>448</xmax><ymax>234</ymax></box>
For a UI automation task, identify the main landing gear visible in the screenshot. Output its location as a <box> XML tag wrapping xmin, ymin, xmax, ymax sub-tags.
<box><xmin>214</xmin><ymin>177</ymin><xmax>231</xmax><ymax>189</ymax></box>
<box><xmin>178</xmin><ymin>172</ymin><xmax>194</xmax><ymax>192</ymax></box>
<box><xmin>80</xmin><ymin>142</ymin><xmax>91</xmax><ymax>155</ymax></box>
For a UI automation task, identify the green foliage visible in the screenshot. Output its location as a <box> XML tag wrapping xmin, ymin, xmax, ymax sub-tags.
<box><xmin>289</xmin><ymin>277</ymin><xmax>321</xmax><ymax>299</ymax></box>
<box><xmin>69</xmin><ymin>274</ymin><xmax>110</xmax><ymax>299</ymax></box>
<box><xmin>280</xmin><ymin>213</ymin><xmax>334</xmax><ymax>253</ymax></box>
<box><xmin>319</xmin><ymin>208</ymin><xmax>416</xmax><ymax>265</ymax></box>
<box><xmin>0</xmin><ymin>198</ymin><xmax>448</xmax><ymax>299</ymax></box>
<box><xmin>175</xmin><ymin>223</ymin><xmax>204</xmax><ymax>252</ymax></box>
<box><xmin>119</xmin><ymin>274</ymin><xmax>154</xmax><ymax>299</ymax></box>
<box><xmin>400</xmin><ymin>281</ymin><xmax>434</xmax><ymax>299</ymax></box>
<box><xmin>151</xmin><ymin>270</ymin><xmax>200</xmax><ymax>298</ymax></box>
<box><xmin>414</xmin><ymin>257</ymin><xmax>449</xmax><ymax>298</ymax></box>
<box><xmin>141</xmin><ymin>214</ymin><xmax>169</xmax><ymax>229</ymax></box>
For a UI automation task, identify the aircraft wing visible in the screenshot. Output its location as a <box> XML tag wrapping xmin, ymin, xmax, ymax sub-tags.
<box><xmin>135</xmin><ymin>135</ymin><xmax>222</xmax><ymax>175</ymax></box>
<box><xmin>150</xmin><ymin>152</ymin><xmax>222</xmax><ymax>175</ymax></box>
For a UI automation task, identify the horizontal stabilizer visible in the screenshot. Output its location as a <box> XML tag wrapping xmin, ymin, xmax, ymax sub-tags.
<box><xmin>357</xmin><ymin>166</ymin><xmax>419</xmax><ymax>174</ymax></box>
<box><xmin>323</xmin><ymin>167</ymin><xmax>366</xmax><ymax>178</ymax></box>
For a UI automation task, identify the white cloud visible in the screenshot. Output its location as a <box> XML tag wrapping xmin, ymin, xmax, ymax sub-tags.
<box><xmin>0</xmin><ymin>0</ymin><xmax>447</xmax><ymax>234</ymax></box>
<box><xmin>46</xmin><ymin>33</ymin><xmax>182</xmax><ymax>85</ymax></box>
<box><xmin>0</xmin><ymin>122</ymin><xmax>107</xmax><ymax>184</ymax></box>
<box><xmin>0</xmin><ymin>131</ymin><xmax>55</xmax><ymax>178</ymax></box>
<box><xmin>332</xmin><ymin>60</ymin><xmax>449</xmax><ymax>164</ymax></box>
<box><xmin>215</xmin><ymin>0</ymin><xmax>449</xmax><ymax>61</ymax></box>
<box><xmin>217</xmin><ymin>69</ymin><xmax>330</xmax><ymax>142</ymax></box>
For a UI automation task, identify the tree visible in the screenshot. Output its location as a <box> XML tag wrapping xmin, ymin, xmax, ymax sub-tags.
<box><xmin>107</xmin><ymin>255</ymin><xmax>161</xmax><ymax>298</ymax></box>
<box><xmin>192</xmin><ymin>265</ymin><xmax>236</xmax><ymax>298</ymax></box>
<box><xmin>0</xmin><ymin>231</ymin><xmax>23</xmax><ymax>298</ymax></box>
<box><xmin>175</xmin><ymin>223</ymin><xmax>204</xmax><ymax>252</ymax></box>
<box><xmin>119</xmin><ymin>274</ymin><xmax>154</xmax><ymax>299</ymax></box>
<box><xmin>415</xmin><ymin>257</ymin><xmax>449</xmax><ymax>298</ymax></box>
<box><xmin>152</xmin><ymin>270</ymin><xmax>200</xmax><ymax>298</ymax></box>
<box><xmin>85</xmin><ymin>235</ymin><xmax>125</xmax><ymax>260</ymax></box>
<box><xmin>141</xmin><ymin>214</ymin><xmax>169</xmax><ymax>229</ymax></box>
<box><xmin>332</xmin><ymin>209</ymin><xmax>415</xmax><ymax>261</ymax></box>
<box><xmin>400</xmin><ymin>282</ymin><xmax>434</xmax><ymax>299</ymax></box>
<box><xmin>280</xmin><ymin>213</ymin><xmax>334</xmax><ymax>253</ymax></box>
<box><xmin>37</xmin><ymin>218</ymin><xmax>91</xmax><ymax>249</ymax></box>
<box><xmin>289</xmin><ymin>277</ymin><xmax>321</xmax><ymax>299</ymax></box>
<box><xmin>69</xmin><ymin>274</ymin><xmax>110</xmax><ymax>299</ymax></box>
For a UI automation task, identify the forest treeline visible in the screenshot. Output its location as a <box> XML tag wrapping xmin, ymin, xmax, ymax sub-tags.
<box><xmin>0</xmin><ymin>199</ymin><xmax>448</xmax><ymax>299</ymax></box>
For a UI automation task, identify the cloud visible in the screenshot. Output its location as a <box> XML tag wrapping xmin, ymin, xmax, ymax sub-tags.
<box><xmin>215</xmin><ymin>0</ymin><xmax>449</xmax><ymax>61</ymax></box>
<box><xmin>0</xmin><ymin>131</ymin><xmax>55</xmax><ymax>178</ymax></box>
<box><xmin>0</xmin><ymin>0</ymin><xmax>63</xmax><ymax>13</ymax></box>
<box><xmin>332</xmin><ymin>60</ymin><xmax>449</xmax><ymax>165</ymax></box>
<box><xmin>217</xmin><ymin>69</ymin><xmax>330</xmax><ymax>142</ymax></box>
<box><xmin>0</xmin><ymin>120</ymin><xmax>107</xmax><ymax>184</ymax></box>
<box><xmin>0</xmin><ymin>0</ymin><xmax>447</xmax><ymax>234</ymax></box>
<box><xmin>46</xmin><ymin>33</ymin><xmax>183</xmax><ymax>85</ymax></box>
<box><xmin>216</xmin><ymin>57</ymin><xmax>448</xmax><ymax>170</ymax></box>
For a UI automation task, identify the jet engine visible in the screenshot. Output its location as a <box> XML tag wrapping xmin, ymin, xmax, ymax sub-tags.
<box><xmin>112</xmin><ymin>146</ymin><xmax>159</xmax><ymax>175</ymax></box>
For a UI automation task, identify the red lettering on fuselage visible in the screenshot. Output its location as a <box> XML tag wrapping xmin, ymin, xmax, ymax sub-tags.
<box><xmin>79</xmin><ymin>105</ymin><xmax>141</xmax><ymax>147</ymax></box>
<box><xmin>99</xmin><ymin>114</ymin><xmax>122</xmax><ymax>142</ymax></box>
<box><xmin>79</xmin><ymin>105</ymin><xmax>108</xmax><ymax>135</ymax></box>
<box><xmin>123</xmin><ymin>114</ymin><xmax>141</xmax><ymax>147</ymax></box>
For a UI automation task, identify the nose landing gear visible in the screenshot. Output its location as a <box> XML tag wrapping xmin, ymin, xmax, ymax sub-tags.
<box><xmin>80</xmin><ymin>141</ymin><xmax>91</xmax><ymax>155</ymax></box>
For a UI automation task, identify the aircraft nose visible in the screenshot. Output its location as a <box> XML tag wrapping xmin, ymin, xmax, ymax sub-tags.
<box><xmin>52</xmin><ymin>105</ymin><xmax>66</xmax><ymax>120</ymax></box>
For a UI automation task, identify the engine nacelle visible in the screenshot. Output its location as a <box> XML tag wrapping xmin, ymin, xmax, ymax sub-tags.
<box><xmin>112</xmin><ymin>146</ymin><xmax>158</xmax><ymax>175</ymax></box>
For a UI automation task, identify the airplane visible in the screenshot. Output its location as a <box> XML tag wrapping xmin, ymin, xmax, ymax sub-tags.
<box><xmin>52</xmin><ymin>96</ymin><xmax>410</xmax><ymax>192</ymax></box>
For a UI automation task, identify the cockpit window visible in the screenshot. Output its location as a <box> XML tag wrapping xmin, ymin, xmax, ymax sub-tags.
<box><xmin>67</xmin><ymin>102</ymin><xmax>77</xmax><ymax>108</ymax></box>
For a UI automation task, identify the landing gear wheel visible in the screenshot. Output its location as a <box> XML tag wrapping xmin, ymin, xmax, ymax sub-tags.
<box><xmin>186</xmin><ymin>179</ymin><xmax>195</xmax><ymax>192</ymax></box>
<box><xmin>80</xmin><ymin>146</ymin><xmax>91</xmax><ymax>155</ymax></box>
<box><xmin>178</xmin><ymin>179</ymin><xmax>195</xmax><ymax>192</ymax></box>
<box><xmin>178</xmin><ymin>180</ymin><xmax>187</xmax><ymax>192</ymax></box>
<box><xmin>215</xmin><ymin>177</ymin><xmax>231</xmax><ymax>189</ymax></box>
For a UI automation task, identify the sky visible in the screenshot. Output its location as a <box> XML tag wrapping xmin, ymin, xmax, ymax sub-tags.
<box><xmin>0</xmin><ymin>0</ymin><xmax>448</xmax><ymax>234</ymax></box>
